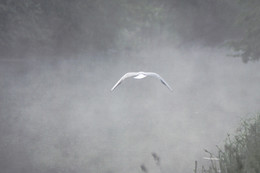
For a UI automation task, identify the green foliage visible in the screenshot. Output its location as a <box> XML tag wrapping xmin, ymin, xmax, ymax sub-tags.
<box><xmin>116</xmin><ymin>0</ymin><xmax>169</xmax><ymax>51</ymax></box>
<box><xmin>201</xmin><ymin>114</ymin><xmax>260</xmax><ymax>173</ymax></box>
<box><xmin>1</xmin><ymin>0</ymin><xmax>260</xmax><ymax>61</ymax></box>
<box><xmin>0</xmin><ymin>0</ymin><xmax>126</xmax><ymax>56</ymax></box>
<box><xmin>162</xmin><ymin>0</ymin><xmax>260</xmax><ymax>63</ymax></box>
<box><xmin>0</xmin><ymin>0</ymin><xmax>169</xmax><ymax>57</ymax></box>
<box><xmin>227</xmin><ymin>0</ymin><xmax>260</xmax><ymax>63</ymax></box>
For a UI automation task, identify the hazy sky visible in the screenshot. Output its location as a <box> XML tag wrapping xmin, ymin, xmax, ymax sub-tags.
<box><xmin>0</xmin><ymin>45</ymin><xmax>259</xmax><ymax>173</ymax></box>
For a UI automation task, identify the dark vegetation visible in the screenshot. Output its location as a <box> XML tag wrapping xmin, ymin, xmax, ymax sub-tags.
<box><xmin>1</xmin><ymin>0</ymin><xmax>260</xmax><ymax>62</ymax></box>
<box><xmin>139</xmin><ymin>114</ymin><xmax>260</xmax><ymax>173</ymax></box>
<box><xmin>197</xmin><ymin>114</ymin><xmax>260</xmax><ymax>173</ymax></box>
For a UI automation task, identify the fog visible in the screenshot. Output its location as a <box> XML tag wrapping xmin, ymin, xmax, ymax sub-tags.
<box><xmin>1</xmin><ymin>45</ymin><xmax>260</xmax><ymax>173</ymax></box>
<box><xmin>1</xmin><ymin>1</ymin><xmax>260</xmax><ymax>173</ymax></box>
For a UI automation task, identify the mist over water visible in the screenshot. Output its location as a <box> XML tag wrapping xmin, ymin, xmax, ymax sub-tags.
<box><xmin>0</xmin><ymin>45</ymin><xmax>259</xmax><ymax>173</ymax></box>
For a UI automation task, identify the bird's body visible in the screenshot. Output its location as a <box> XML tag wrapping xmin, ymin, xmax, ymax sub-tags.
<box><xmin>111</xmin><ymin>71</ymin><xmax>172</xmax><ymax>91</ymax></box>
<box><xmin>133</xmin><ymin>73</ymin><xmax>146</xmax><ymax>79</ymax></box>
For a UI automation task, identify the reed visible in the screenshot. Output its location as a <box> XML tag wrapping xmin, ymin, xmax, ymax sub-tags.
<box><xmin>197</xmin><ymin>113</ymin><xmax>260</xmax><ymax>173</ymax></box>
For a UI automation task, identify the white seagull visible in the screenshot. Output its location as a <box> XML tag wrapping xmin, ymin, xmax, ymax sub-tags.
<box><xmin>111</xmin><ymin>71</ymin><xmax>173</xmax><ymax>91</ymax></box>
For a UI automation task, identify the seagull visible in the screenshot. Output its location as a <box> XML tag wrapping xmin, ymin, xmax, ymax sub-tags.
<box><xmin>111</xmin><ymin>71</ymin><xmax>173</xmax><ymax>91</ymax></box>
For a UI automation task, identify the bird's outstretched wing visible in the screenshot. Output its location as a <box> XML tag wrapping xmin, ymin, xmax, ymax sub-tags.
<box><xmin>146</xmin><ymin>72</ymin><xmax>173</xmax><ymax>91</ymax></box>
<box><xmin>111</xmin><ymin>72</ymin><xmax>137</xmax><ymax>91</ymax></box>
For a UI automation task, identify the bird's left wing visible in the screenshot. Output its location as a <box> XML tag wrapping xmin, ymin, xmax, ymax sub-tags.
<box><xmin>111</xmin><ymin>72</ymin><xmax>137</xmax><ymax>91</ymax></box>
<box><xmin>147</xmin><ymin>72</ymin><xmax>173</xmax><ymax>91</ymax></box>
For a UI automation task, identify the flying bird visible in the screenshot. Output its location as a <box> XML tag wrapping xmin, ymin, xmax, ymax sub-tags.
<box><xmin>111</xmin><ymin>71</ymin><xmax>172</xmax><ymax>91</ymax></box>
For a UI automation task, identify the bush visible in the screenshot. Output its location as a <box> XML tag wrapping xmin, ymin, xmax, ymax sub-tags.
<box><xmin>199</xmin><ymin>114</ymin><xmax>260</xmax><ymax>173</ymax></box>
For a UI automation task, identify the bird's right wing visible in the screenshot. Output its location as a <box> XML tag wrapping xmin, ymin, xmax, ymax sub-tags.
<box><xmin>111</xmin><ymin>72</ymin><xmax>137</xmax><ymax>91</ymax></box>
